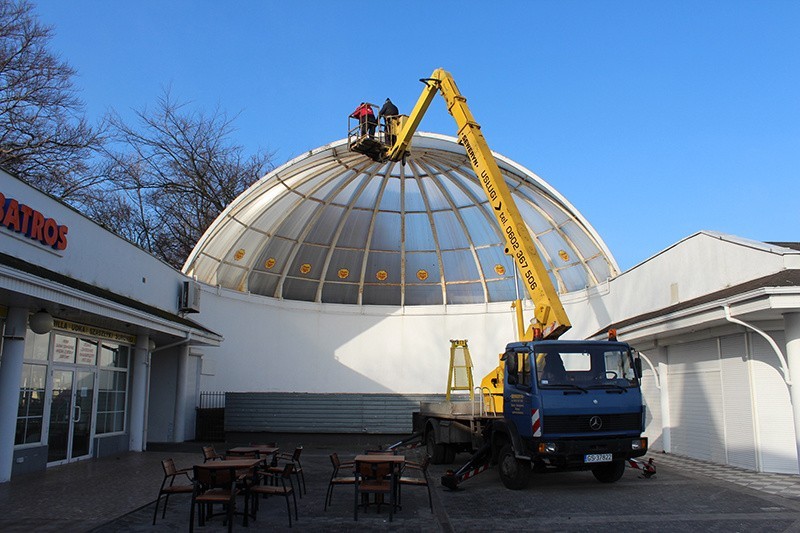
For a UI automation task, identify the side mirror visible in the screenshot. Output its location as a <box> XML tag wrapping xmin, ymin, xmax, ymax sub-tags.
<box><xmin>503</xmin><ymin>351</ymin><xmax>518</xmax><ymax>384</ymax></box>
<box><xmin>634</xmin><ymin>357</ymin><xmax>642</xmax><ymax>378</ymax></box>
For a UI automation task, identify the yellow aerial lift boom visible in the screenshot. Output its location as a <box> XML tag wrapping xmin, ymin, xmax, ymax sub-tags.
<box><xmin>352</xmin><ymin>68</ymin><xmax>571</xmax><ymax>342</ymax></box>
<box><xmin>357</xmin><ymin>71</ymin><xmax>651</xmax><ymax>487</ymax></box>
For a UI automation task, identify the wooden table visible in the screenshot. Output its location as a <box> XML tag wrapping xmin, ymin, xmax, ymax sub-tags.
<box><xmin>193</xmin><ymin>458</ymin><xmax>262</xmax><ymax>526</ymax></box>
<box><xmin>354</xmin><ymin>454</ymin><xmax>405</xmax><ymax>512</ymax></box>
<box><xmin>227</xmin><ymin>445</ymin><xmax>279</xmax><ymax>458</ymax></box>
<box><xmin>201</xmin><ymin>458</ymin><xmax>264</xmax><ymax>469</ymax></box>
<box><xmin>354</xmin><ymin>454</ymin><xmax>405</xmax><ymax>464</ymax></box>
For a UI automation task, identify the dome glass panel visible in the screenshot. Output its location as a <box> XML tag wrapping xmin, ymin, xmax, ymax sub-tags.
<box><xmin>184</xmin><ymin>134</ymin><xmax>619</xmax><ymax>306</ymax></box>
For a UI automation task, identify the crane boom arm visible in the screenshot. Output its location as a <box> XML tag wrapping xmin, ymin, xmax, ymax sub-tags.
<box><xmin>388</xmin><ymin>69</ymin><xmax>570</xmax><ymax>339</ymax></box>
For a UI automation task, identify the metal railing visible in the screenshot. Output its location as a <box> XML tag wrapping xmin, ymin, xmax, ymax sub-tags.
<box><xmin>195</xmin><ymin>391</ymin><xmax>226</xmax><ymax>441</ymax></box>
<box><xmin>198</xmin><ymin>390</ymin><xmax>225</xmax><ymax>409</ymax></box>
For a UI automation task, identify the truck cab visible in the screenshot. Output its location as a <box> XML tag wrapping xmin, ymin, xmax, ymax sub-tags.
<box><xmin>497</xmin><ymin>339</ymin><xmax>648</xmax><ymax>488</ymax></box>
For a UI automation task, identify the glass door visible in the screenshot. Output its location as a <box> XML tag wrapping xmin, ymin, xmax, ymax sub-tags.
<box><xmin>47</xmin><ymin>368</ymin><xmax>96</xmax><ymax>464</ymax></box>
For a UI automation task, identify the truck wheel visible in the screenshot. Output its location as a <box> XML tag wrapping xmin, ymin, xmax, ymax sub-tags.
<box><xmin>426</xmin><ymin>431</ymin><xmax>446</xmax><ymax>464</ymax></box>
<box><xmin>498</xmin><ymin>443</ymin><xmax>529</xmax><ymax>490</ymax></box>
<box><xmin>592</xmin><ymin>460</ymin><xmax>626</xmax><ymax>483</ymax></box>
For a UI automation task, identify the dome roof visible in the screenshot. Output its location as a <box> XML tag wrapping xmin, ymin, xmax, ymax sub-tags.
<box><xmin>184</xmin><ymin>133</ymin><xmax>619</xmax><ymax>306</ymax></box>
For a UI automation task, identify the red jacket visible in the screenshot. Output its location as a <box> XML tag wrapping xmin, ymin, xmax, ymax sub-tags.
<box><xmin>351</xmin><ymin>103</ymin><xmax>374</xmax><ymax>119</ymax></box>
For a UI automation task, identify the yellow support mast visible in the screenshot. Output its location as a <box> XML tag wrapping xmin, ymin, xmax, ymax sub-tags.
<box><xmin>386</xmin><ymin>69</ymin><xmax>571</xmax><ymax>341</ymax></box>
<box><xmin>353</xmin><ymin>69</ymin><xmax>574</xmax><ymax>414</ymax></box>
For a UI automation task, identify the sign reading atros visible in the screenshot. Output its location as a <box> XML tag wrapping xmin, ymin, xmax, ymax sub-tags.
<box><xmin>0</xmin><ymin>191</ymin><xmax>68</xmax><ymax>250</ymax></box>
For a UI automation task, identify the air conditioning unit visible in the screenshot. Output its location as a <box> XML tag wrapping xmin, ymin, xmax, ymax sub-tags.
<box><xmin>179</xmin><ymin>280</ymin><xmax>201</xmax><ymax>313</ymax></box>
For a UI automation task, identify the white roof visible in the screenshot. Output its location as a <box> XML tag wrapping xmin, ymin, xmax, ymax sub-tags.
<box><xmin>184</xmin><ymin>133</ymin><xmax>618</xmax><ymax>306</ymax></box>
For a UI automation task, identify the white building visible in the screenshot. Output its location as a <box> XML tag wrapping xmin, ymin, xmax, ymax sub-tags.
<box><xmin>0</xmin><ymin>169</ymin><xmax>221</xmax><ymax>481</ymax></box>
<box><xmin>2</xmin><ymin>133</ymin><xmax>800</xmax><ymax>481</ymax></box>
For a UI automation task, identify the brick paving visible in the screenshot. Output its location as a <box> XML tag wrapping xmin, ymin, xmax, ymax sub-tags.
<box><xmin>2</xmin><ymin>439</ymin><xmax>800</xmax><ymax>532</ymax></box>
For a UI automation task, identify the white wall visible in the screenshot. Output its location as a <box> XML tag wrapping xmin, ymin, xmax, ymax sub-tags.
<box><xmin>194</xmin><ymin>284</ymin><xmax>626</xmax><ymax>394</ymax></box>
<box><xmin>191</xmin><ymin>231</ymin><xmax>800</xmax><ymax>395</ymax></box>
<box><xmin>603</xmin><ymin>232</ymin><xmax>798</xmax><ymax>324</ymax></box>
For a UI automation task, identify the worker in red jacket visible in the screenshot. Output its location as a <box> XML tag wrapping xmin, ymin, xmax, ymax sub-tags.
<box><xmin>351</xmin><ymin>102</ymin><xmax>376</xmax><ymax>138</ymax></box>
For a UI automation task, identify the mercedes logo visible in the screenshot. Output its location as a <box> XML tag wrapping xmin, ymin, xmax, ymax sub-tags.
<box><xmin>589</xmin><ymin>416</ymin><xmax>603</xmax><ymax>431</ymax></box>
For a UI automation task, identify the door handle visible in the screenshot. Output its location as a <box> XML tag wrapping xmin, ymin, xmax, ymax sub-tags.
<box><xmin>73</xmin><ymin>405</ymin><xmax>82</xmax><ymax>423</ymax></box>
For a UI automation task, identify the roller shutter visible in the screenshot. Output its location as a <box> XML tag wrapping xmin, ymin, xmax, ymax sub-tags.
<box><xmin>749</xmin><ymin>331</ymin><xmax>799</xmax><ymax>474</ymax></box>
<box><xmin>667</xmin><ymin>338</ymin><xmax>725</xmax><ymax>463</ymax></box>
<box><xmin>719</xmin><ymin>334</ymin><xmax>757</xmax><ymax>470</ymax></box>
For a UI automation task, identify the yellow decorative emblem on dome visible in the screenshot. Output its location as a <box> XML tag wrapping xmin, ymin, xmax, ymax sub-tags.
<box><xmin>234</xmin><ymin>249</ymin><xmax>245</xmax><ymax>261</ymax></box>
<box><xmin>494</xmin><ymin>264</ymin><xmax>506</xmax><ymax>276</ymax></box>
<box><xmin>558</xmin><ymin>250</ymin><xmax>570</xmax><ymax>262</ymax></box>
<box><xmin>376</xmin><ymin>270</ymin><xmax>388</xmax><ymax>281</ymax></box>
<box><xmin>338</xmin><ymin>268</ymin><xmax>349</xmax><ymax>279</ymax></box>
<box><xmin>300</xmin><ymin>263</ymin><xmax>312</xmax><ymax>275</ymax></box>
<box><xmin>265</xmin><ymin>257</ymin><xmax>276</xmax><ymax>269</ymax></box>
<box><xmin>416</xmin><ymin>269</ymin><xmax>428</xmax><ymax>281</ymax></box>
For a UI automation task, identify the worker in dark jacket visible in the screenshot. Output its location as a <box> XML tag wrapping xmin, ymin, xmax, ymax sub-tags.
<box><xmin>379</xmin><ymin>98</ymin><xmax>399</xmax><ymax>118</ymax></box>
<box><xmin>379</xmin><ymin>98</ymin><xmax>400</xmax><ymax>145</ymax></box>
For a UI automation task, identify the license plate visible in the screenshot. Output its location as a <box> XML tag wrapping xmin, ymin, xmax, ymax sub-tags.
<box><xmin>584</xmin><ymin>453</ymin><xmax>613</xmax><ymax>463</ymax></box>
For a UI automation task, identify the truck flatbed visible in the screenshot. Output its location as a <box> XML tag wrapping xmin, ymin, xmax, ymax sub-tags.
<box><xmin>419</xmin><ymin>399</ymin><xmax>502</xmax><ymax>420</ymax></box>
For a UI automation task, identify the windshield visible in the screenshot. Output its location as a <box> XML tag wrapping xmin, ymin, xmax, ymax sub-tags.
<box><xmin>535</xmin><ymin>345</ymin><xmax>638</xmax><ymax>388</ymax></box>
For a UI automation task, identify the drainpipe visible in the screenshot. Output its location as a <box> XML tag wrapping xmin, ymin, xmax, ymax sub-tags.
<box><xmin>723</xmin><ymin>305</ymin><xmax>790</xmax><ymax>385</ymax></box>
<box><xmin>638</xmin><ymin>348</ymin><xmax>670</xmax><ymax>452</ymax></box>
<box><xmin>725</xmin><ymin>305</ymin><xmax>800</xmax><ymax>471</ymax></box>
<box><xmin>152</xmin><ymin>332</ymin><xmax>193</xmax><ymax>353</ymax></box>
<box><xmin>637</xmin><ymin>351</ymin><xmax>661</xmax><ymax>389</ymax></box>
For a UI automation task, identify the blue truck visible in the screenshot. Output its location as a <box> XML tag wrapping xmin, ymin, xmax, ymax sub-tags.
<box><xmin>414</xmin><ymin>337</ymin><xmax>649</xmax><ymax>490</ymax></box>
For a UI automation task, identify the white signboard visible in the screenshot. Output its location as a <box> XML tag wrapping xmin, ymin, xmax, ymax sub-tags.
<box><xmin>53</xmin><ymin>334</ymin><xmax>77</xmax><ymax>363</ymax></box>
<box><xmin>77</xmin><ymin>339</ymin><xmax>98</xmax><ymax>365</ymax></box>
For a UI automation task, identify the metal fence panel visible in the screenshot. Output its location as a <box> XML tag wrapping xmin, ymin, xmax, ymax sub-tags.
<box><xmin>225</xmin><ymin>392</ymin><xmax>446</xmax><ymax>434</ymax></box>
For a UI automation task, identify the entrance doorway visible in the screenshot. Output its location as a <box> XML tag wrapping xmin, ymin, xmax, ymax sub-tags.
<box><xmin>47</xmin><ymin>368</ymin><xmax>96</xmax><ymax>464</ymax></box>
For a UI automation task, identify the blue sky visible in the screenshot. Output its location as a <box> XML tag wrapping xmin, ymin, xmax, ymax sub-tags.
<box><xmin>32</xmin><ymin>1</ymin><xmax>800</xmax><ymax>272</ymax></box>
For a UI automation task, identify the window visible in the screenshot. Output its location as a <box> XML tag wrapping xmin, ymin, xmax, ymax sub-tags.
<box><xmin>16</xmin><ymin>363</ymin><xmax>46</xmax><ymax>445</ymax></box>
<box><xmin>96</xmin><ymin>343</ymin><xmax>130</xmax><ymax>435</ymax></box>
<box><xmin>14</xmin><ymin>330</ymin><xmax>50</xmax><ymax>446</ymax></box>
<box><xmin>536</xmin><ymin>344</ymin><xmax>638</xmax><ymax>388</ymax></box>
<box><xmin>520</xmin><ymin>352</ymin><xmax>532</xmax><ymax>386</ymax></box>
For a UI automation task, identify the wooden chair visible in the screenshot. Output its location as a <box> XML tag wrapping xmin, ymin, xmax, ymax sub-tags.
<box><xmin>250</xmin><ymin>463</ymin><xmax>298</xmax><ymax>527</ymax></box>
<box><xmin>190</xmin><ymin>464</ymin><xmax>240</xmax><ymax>533</ymax></box>
<box><xmin>202</xmin><ymin>445</ymin><xmax>223</xmax><ymax>462</ymax></box>
<box><xmin>354</xmin><ymin>460</ymin><xmax>396</xmax><ymax>522</ymax></box>
<box><xmin>324</xmin><ymin>453</ymin><xmax>356</xmax><ymax>510</ymax></box>
<box><xmin>268</xmin><ymin>446</ymin><xmax>306</xmax><ymax>496</ymax></box>
<box><xmin>399</xmin><ymin>456</ymin><xmax>432</xmax><ymax>511</ymax></box>
<box><xmin>152</xmin><ymin>458</ymin><xmax>194</xmax><ymax>525</ymax></box>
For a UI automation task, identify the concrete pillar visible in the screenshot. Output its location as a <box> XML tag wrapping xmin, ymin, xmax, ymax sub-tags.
<box><xmin>0</xmin><ymin>307</ymin><xmax>28</xmax><ymax>482</ymax></box>
<box><xmin>128</xmin><ymin>334</ymin><xmax>150</xmax><ymax>452</ymax></box>
<box><xmin>783</xmin><ymin>313</ymin><xmax>800</xmax><ymax>469</ymax></box>
<box><xmin>173</xmin><ymin>344</ymin><xmax>189</xmax><ymax>442</ymax></box>
<box><xmin>657</xmin><ymin>345</ymin><xmax>671</xmax><ymax>453</ymax></box>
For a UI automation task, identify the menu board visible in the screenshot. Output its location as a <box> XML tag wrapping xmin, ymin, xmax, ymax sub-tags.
<box><xmin>77</xmin><ymin>338</ymin><xmax>98</xmax><ymax>365</ymax></box>
<box><xmin>53</xmin><ymin>334</ymin><xmax>77</xmax><ymax>363</ymax></box>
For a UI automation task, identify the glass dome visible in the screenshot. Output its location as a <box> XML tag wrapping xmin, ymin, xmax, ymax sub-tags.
<box><xmin>183</xmin><ymin>133</ymin><xmax>619</xmax><ymax>306</ymax></box>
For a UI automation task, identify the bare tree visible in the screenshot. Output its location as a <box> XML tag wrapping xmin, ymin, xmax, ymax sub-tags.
<box><xmin>94</xmin><ymin>90</ymin><xmax>274</xmax><ymax>268</ymax></box>
<box><xmin>0</xmin><ymin>0</ymin><xmax>103</xmax><ymax>200</ymax></box>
